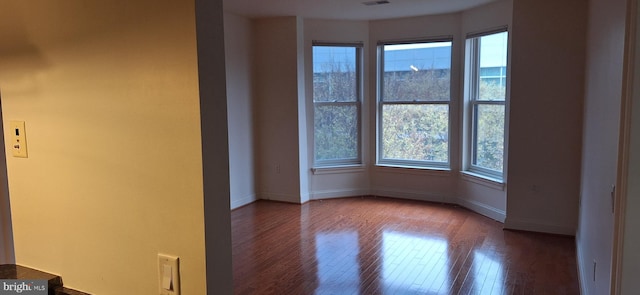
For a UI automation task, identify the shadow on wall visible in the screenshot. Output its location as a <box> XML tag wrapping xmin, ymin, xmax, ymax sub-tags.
<box><xmin>0</xmin><ymin>92</ymin><xmax>15</xmax><ymax>264</ymax></box>
<box><xmin>0</xmin><ymin>2</ymin><xmax>50</xmax><ymax>95</ymax></box>
<box><xmin>0</xmin><ymin>2</ymin><xmax>45</xmax><ymax>264</ymax></box>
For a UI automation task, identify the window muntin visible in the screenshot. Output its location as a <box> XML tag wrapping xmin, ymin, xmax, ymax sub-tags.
<box><xmin>467</xmin><ymin>31</ymin><xmax>508</xmax><ymax>178</ymax></box>
<box><xmin>312</xmin><ymin>44</ymin><xmax>362</xmax><ymax>166</ymax></box>
<box><xmin>378</xmin><ymin>41</ymin><xmax>452</xmax><ymax>168</ymax></box>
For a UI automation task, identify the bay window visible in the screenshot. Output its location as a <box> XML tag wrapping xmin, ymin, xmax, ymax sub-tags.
<box><xmin>465</xmin><ymin>30</ymin><xmax>508</xmax><ymax>179</ymax></box>
<box><xmin>312</xmin><ymin>43</ymin><xmax>362</xmax><ymax>167</ymax></box>
<box><xmin>378</xmin><ymin>40</ymin><xmax>452</xmax><ymax>169</ymax></box>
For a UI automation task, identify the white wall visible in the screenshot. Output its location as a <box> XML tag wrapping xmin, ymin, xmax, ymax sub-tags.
<box><xmin>254</xmin><ymin>17</ymin><xmax>305</xmax><ymax>203</ymax></box>
<box><xmin>0</xmin><ymin>1</ymin><xmax>212</xmax><ymax>293</ymax></box>
<box><xmin>576</xmin><ymin>0</ymin><xmax>626</xmax><ymax>292</ymax></box>
<box><xmin>224</xmin><ymin>12</ymin><xmax>257</xmax><ymax>209</ymax></box>
<box><xmin>196</xmin><ymin>0</ymin><xmax>234</xmax><ymax>293</ymax></box>
<box><xmin>506</xmin><ymin>0</ymin><xmax>587</xmax><ymax>235</ymax></box>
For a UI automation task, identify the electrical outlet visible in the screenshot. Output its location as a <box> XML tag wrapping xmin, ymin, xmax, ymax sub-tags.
<box><xmin>158</xmin><ymin>254</ymin><xmax>180</xmax><ymax>295</ymax></box>
<box><xmin>275</xmin><ymin>164</ymin><xmax>281</xmax><ymax>174</ymax></box>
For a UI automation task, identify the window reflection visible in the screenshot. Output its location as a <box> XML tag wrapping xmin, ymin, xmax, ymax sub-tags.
<box><xmin>315</xmin><ymin>231</ymin><xmax>360</xmax><ymax>294</ymax></box>
<box><xmin>471</xmin><ymin>251</ymin><xmax>505</xmax><ymax>294</ymax></box>
<box><xmin>382</xmin><ymin>231</ymin><xmax>450</xmax><ymax>294</ymax></box>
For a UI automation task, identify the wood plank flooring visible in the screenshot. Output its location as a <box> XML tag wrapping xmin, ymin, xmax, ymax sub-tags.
<box><xmin>232</xmin><ymin>197</ymin><xmax>579</xmax><ymax>295</ymax></box>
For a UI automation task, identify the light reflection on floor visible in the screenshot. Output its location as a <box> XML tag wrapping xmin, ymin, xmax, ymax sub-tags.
<box><xmin>382</xmin><ymin>231</ymin><xmax>450</xmax><ymax>294</ymax></box>
<box><xmin>471</xmin><ymin>251</ymin><xmax>505</xmax><ymax>295</ymax></box>
<box><xmin>233</xmin><ymin>198</ymin><xmax>580</xmax><ymax>294</ymax></box>
<box><xmin>315</xmin><ymin>231</ymin><xmax>360</xmax><ymax>295</ymax></box>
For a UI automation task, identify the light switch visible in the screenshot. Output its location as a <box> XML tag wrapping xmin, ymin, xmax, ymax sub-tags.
<box><xmin>158</xmin><ymin>254</ymin><xmax>180</xmax><ymax>295</ymax></box>
<box><xmin>9</xmin><ymin>121</ymin><xmax>27</xmax><ymax>158</ymax></box>
<box><xmin>162</xmin><ymin>264</ymin><xmax>172</xmax><ymax>290</ymax></box>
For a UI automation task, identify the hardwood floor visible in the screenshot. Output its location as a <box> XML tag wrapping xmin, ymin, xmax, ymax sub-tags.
<box><xmin>232</xmin><ymin>197</ymin><xmax>579</xmax><ymax>295</ymax></box>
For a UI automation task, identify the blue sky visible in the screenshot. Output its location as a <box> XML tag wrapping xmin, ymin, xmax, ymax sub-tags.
<box><xmin>313</xmin><ymin>31</ymin><xmax>508</xmax><ymax>73</ymax></box>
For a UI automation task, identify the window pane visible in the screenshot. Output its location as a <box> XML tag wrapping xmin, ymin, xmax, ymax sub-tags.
<box><xmin>478</xmin><ymin>32</ymin><xmax>508</xmax><ymax>101</ymax></box>
<box><xmin>313</xmin><ymin>46</ymin><xmax>357</xmax><ymax>102</ymax></box>
<box><xmin>315</xmin><ymin>104</ymin><xmax>358</xmax><ymax>161</ymax></box>
<box><xmin>382</xmin><ymin>42</ymin><xmax>451</xmax><ymax>101</ymax></box>
<box><xmin>382</xmin><ymin>104</ymin><xmax>448</xmax><ymax>162</ymax></box>
<box><xmin>473</xmin><ymin>104</ymin><xmax>504</xmax><ymax>171</ymax></box>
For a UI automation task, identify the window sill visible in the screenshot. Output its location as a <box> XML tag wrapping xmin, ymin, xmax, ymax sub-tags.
<box><xmin>311</xmin><ymin>165</ymin><xmax>366</xmax><ymax>175</ymax></box>
<box><xmin>375</xmin><ymin>164</ymin><xmax>452</xmax><ymax>176</ymax></box>
<box><xmin>460</xmin><ymin>171</ymin><xmax>505</xmax><ymax>190</ymax></box>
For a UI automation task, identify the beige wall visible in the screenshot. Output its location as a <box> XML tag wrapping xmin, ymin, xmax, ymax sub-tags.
<box><xmin>0</xmin><ymin>1</ymin><xmax>209</xmax><ymax>294</ymax></box>
<box><xmin>506</xmin><ymin>0</ymin><xmax>587</xmax><ymax>235</ymax></box>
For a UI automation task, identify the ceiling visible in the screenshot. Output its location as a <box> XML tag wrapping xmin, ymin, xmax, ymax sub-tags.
<box><xmin>223</xmin><ymin>0</ymin><xmax>499</xmax><ymax>21</ymax></box>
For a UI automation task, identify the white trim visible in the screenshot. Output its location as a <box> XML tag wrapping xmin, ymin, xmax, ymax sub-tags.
<box><xmin>456</xmin><ymin>197</ymin><xmax>505</xmax><ymax>222</ymax></box>
<box><xmin>300</xmin><ymin>192</ymin><xmax>311</xmax><ymax>204</ymax></box>
<box><xmin>374</xmin><ymin>165</ymin><xmax>452</xmax><ymax>176</ymax></box>
<box><xmin>258</xmin><ymin>192</ymin><xmax>302</xmax><ymax>204</ymax></box>
<box><xmin>460</xmin><ymin>171</ymin><xmax>505</xmax><ymax>190</ymax></box>
<box><xmin>462</xmin><ymin>31</ymin><xmax>509</xmax><ymax>183</ymax></box>
<box><xmin>611</xmin><ymin>1</ymin><xmax>637</xmax><ymax>293</ymax></box>
<box><xmin>504</xmin><ymin>217</ymin><xmax>576</xmax><ymax>236</ymax></box>
<box><xmin>576</xmin><ymin>233</ymin><xmax>588</xmax><ymax>295</ymax></box>
<box><xmin>311</xmin><ymin>188</ymin><xmax>370</xmax><ymax>199</ymax></box>
<box><xmin>311</xmin><ymin>165</ymin><xmax>366</xmax><ymax>175</ymax></box>
<box><xmin>376</xmin><ymin>39</ymin><xmax>454</xmax><ymax>170</ymax></box>
<box><xmin>370</xmin><ymin>187</ymin><xmax>452</xmax><ymax>203</ymax></box>
<box><xmin>230</xmin><ymin>193</ymin><xmax>258</xmax><ymax>209</ymax></box>
<box><xmin>311</xmin><ymin>44</ymin><xmax>363</xmax><ymax>168</ymax></box>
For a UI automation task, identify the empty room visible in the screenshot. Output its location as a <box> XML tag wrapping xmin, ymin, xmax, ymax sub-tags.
<box><xmin>0</xmin><ymin>0</ymin><xmax>639</xmax><ymax>294</ymax></box>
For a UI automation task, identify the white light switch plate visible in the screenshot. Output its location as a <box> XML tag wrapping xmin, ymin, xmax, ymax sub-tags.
<box><xmin>158</xmin><ymin>254</ymin><xmax>180</xmax><ymax>295</ymax></box>
<box><xmin>9</xmin><ymin>121</ymin><xmax>27</xmax><ymax>158</ymax></box>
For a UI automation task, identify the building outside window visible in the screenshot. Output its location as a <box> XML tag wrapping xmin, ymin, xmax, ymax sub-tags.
<box><xmin>465</xmin><ymin>30</ymin><xmax>508</xmax><ymax>180</ymax></box>
<box><xmin>377</xmin><ymin>40</ymin><xmax>453</xmax><ymax>169</ymax></box>
<box><xmin>312</xmin><ymin>43</ymin><xmax>362</xmax><ymax>167</ymax></box>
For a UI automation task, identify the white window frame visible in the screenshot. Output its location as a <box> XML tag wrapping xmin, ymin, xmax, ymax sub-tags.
<box><xmin>464</xmin><ymin>29</ymin><xmax>508</xmax><ymax>181</ymax></box>
<box><xmin>312</xmin><ymin>42</ymin><xmax>363</xmax><ymax>167</ymax></box>
<box><xmin>376</xmin><ymin>38</ymin><xmax>453</xmax><ymax>169</ymax></box>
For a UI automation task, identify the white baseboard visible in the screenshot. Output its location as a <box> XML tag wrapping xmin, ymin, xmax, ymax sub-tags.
<box><xmin>230</xmin><ymin>193</ymin><xmax>257</xmax><ymax>210</ymax></box>
<box><xmin>311</xmin><ymin>188</ymin><xmax>370</xmax><ymax>200</ymax></box>
<box><xmin>258</xmin><ymin>191</ymin><xmax>302</xmax><ymax>204</ymax></box>
<box><xmin>504</xmin><ymin>217</ymin><xmax>576</xmax><ymax>236</ymax></box>
<box><xmin>370</xmin><ymin>187</ymin><xmax>451</xmax><ymax>203</ymax></box>
<box><xmin>456</xmin><ymin>197</ymin><xmax>506</xmax><ymax>222</ymax></box>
